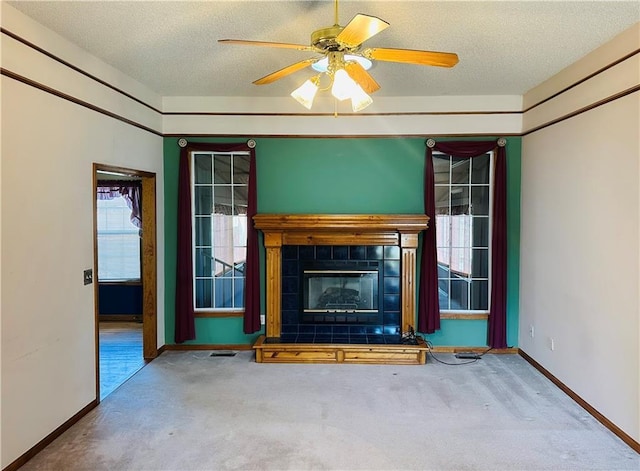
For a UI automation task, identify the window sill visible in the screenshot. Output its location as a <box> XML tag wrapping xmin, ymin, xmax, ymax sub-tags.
<box><xmin>440</xmin><ymin>312</ymin><xmax>489</xmax><ymax>320</ymax></box>
<box><xmin>194</xmin><ymin>311</ymin><xmax>244</xmax><ymax>318</ymax></box>
<box><xmin>98</xmin><ymin>280</ymin><xmax>142</xmax><ymax>285</ymax></box>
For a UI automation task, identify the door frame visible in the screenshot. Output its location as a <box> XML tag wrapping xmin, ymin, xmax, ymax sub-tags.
<box><xmin>93</xmin><ymin>163</ymin><xmax>158</xmax><ymax>401</ymax></box>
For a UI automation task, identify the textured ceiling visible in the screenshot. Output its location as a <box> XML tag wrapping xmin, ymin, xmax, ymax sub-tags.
<box><xmin>7</xmin><ymin>1</ymin><xmax>640</xmax><ymax>98</ymax></box>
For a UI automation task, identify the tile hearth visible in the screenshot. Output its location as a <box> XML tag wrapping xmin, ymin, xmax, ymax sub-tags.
<box><xmin>269</xmin><ymin>334</ymin><xmax>403</xmax><ymax>345</ymax></box>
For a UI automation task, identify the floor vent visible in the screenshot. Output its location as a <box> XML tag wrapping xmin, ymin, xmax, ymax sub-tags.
<box><xmin>209</xmin><ymin>351</ymin><xmax>237</xmax><ymax>357</ymax></box>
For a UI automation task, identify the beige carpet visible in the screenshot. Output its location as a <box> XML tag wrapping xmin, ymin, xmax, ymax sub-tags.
<box><xmin>20</xmin><ymin>350</ymin><xmax>639</xmax><ymax>470</ymax></box>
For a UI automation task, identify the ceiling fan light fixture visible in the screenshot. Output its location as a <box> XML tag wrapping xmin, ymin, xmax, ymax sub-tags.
<box><xmin>312</xmin><ymin>54</ymin><xmax>372</xmax><ymax>73</ymax></box>
<box><xmin>331</xmin><ymin>68</ymin><xmax>356</xmax><ymax>101</ymax></box>
<box><xmin>350</xmin><ymin>84</ymin><xmax>373</xmax><ymax>112</ymax></box>
<box><xmin>291</xmin><ymin>76</ymin><xmax>320</xmax><ymax>109</ymax></box>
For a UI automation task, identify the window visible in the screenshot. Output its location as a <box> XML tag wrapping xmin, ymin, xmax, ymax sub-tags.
<box><xmin>192</xmin><ymin>152</ymin><xmax>250</xmax><ymax>311</ymax></box>
<box><xmin>433</xmin><ymin>152</ymin><xmax>492</xmax><ymax>312</ymax></box>
<box><xmin>97</xmin><ymin>196</ymin><xmax>141</xmax><ymax>281</ymax></box>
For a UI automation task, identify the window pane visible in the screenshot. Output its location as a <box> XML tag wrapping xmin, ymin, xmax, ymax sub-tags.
<box><xmin>472</xmin><ymin>216</ymin><xmax>489</xmax><ymax>248</ymax></box>
<box><xmin>195</xmin><ymin>279</ymin><xmax>212</xmax><ymax>308</ymax></box>
<box><xmin>233</xmin><ymin>187</ymin><xmax>248</xmax><ymax>215</ymax></box>
<box><xmin>195</xmin><ymin>248</ymin><xmax>212</xmax><ymax>277</ymax></box>
<box><xmin>451</xmin><ymin>187</ymin><xmax>469</xmax><ymax>214</ymax></box>
<box><xmin>233</xmin><ymin>219</ymin><xmax>247</xmax><ymax>247</ymax></box>
<box><xmin>471</xmin><ymin>280</ymin><xmax>489</xmax><ymax>310</ymax></box>
<box><xmin>233</xmin><ymin>277</ymin><xmax>245</xmax><ymax>307</ymax></box>
<box><xmin>194</xmin><ymin>216</ymin><xmax>211</xmax><ymax>246</ymax></box>
<box><xmin>214</xmin><ymin>277</ymin><xmax>233</xmax><ymax>308</ymax></box>
<box><xmin>194</xmin><ymin>187</ymin><xmax>212</xmax><ymax>215</ymax></box>
<box><xmin>451</xmin><ymin>158</ymin><xmax>470</xmax><ymax>184</ymax></box>
<box><xmin>434</xmin><ymin>187</ymin><xmax>450</xmax><ymax>215</ymax></box>
<box><xmin>450</xmin><ymin>215</ymin><xmax>472</xmax><ymax>248</ymax></box>
<box><xmin>213</xmin><ymin>186</ymin><xmax>233</xmax><ymax>215</ymax></box>
<box><xmin>433</xmin><ymin>155</ymin><xmax>450</xmax><ymax>184</ymax></box>
<box><xmin>97</xmin><ymin>197</ymin><xmax>140</xmax><ymax>281</ymax></box>
<box><xmin>233</xmin><ymin>155</ymin><xmax>250</xmax><ymax>184</ymax></box>
<box><xmin>471</xmin><ymin>248</ymin><xmax>489</xmax><ymax>278</ymax></box>
<box><xmin>212</xmin><ymin>214</ymin><xmax>235</xmax><ymax>247</ymax></box>
<box><xmin>438</xmin><ymin>277</ymin><xmax>450</xmax><ymax>310</ymax></box>
<box><xmin>214</xmin><ymin>155</ymin><xmax>231</xmax><ymax>184</ymax></box>
<box><xmin>213</xmin><ymin>247</ymin><xmax>235</xmax><ymax>274</ymax></box>
<box><xmin>450</xmin><ymin>279</ymin><xmax>469</xmax><ymax>310</ymax></box>
<box><xmin>471</xmin><ymin>187</ymin><xmax>489</xmax><ymax>215</ymax></box>
<box><xmin>235</xmin><ymin>255</ymin><xmax>247</xmax><ymax>275</ymax></box>
<box><xmin>471</xmin><ymin>154</ymin><xmax>490</xmax><ymax>184</ymax></box>
<box><xmin>450</xmin><ymin>247</ymin><xmax>471</xmax><ymax>276</ymax></box>
<box><xmin>194</xmin><ymin>154</ymin><xmax>212</xmax><ymax>184</ymax></box>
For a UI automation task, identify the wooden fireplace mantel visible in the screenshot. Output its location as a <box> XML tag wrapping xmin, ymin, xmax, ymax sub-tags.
<box><xmin>253</xmin><ymin>214</ymin><xmax>430</xmax><ymax>339</ymax></box>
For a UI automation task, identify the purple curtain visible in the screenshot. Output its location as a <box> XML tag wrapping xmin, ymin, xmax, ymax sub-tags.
<box><xmin>418</xmin><ymin>140</ymin><xmax>507</xmax><ymax>349</ymax></box>
<box><xmin>175</xmin><ymin>141</ymin><xmax>260</xmax><ymax>344</ymax></box>
<box><xmin>97</xmin><ymin>181</ymin><xmax>142</xmax><ymax>228</ymax></box>
<box><xmin>418</xmin><ymin>154</ymin><xmax>440</xmax><ymax>334</ymax></box>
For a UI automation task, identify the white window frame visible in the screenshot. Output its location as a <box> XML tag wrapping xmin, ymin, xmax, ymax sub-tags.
<box><xmin>434</xmin><ymin>151</ymin><xmax>493</xmax><ymax>314</ymax></box>
<box><xmin>191</xmin><ymin>151</ymin><xmax>249</xmax><ymax>313</ymax></box>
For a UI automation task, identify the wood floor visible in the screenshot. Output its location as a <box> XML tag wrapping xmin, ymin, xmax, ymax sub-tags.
<box><xmin>98</xmin><ymin>321</ymin><xmax>145</xmax><ymax>400</ymax></box>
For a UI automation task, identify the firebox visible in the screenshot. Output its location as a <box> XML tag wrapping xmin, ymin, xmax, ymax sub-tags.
<box><xmin>300</xmin><ymin>261</ymin><xmax>383</xmax><ymax>325</ymax></box>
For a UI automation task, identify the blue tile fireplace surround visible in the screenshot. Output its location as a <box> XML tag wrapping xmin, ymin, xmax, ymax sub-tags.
<box><xmin>279</xmin><ymin>244</ymin><xmax>402</xmax><ymax>344</ymax></box>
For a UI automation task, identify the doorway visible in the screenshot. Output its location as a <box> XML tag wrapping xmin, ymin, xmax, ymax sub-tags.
<box><xmin>93</xmin><ymin>164</ymin><xmax>157</xmax><ymax>401</ymax></box>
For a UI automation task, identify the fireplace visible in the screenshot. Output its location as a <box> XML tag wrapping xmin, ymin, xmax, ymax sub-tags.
<box><xmin>302</xmin><ymin>261</ymin><xmax>380</xmax><ymax>322</ymax></box>
<box><xmin>252</xmin><ymin>214</ymin><xmax>430</xmax><ymax>364</ymax></box>
<box><xmin>281</xmin><ymin>247</ymin><xmax>397</xmax><ymax>338</ymax></box>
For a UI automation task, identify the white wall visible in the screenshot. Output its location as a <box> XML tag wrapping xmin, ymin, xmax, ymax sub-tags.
<box><xmin>162</xmin><ymin>94</ymin><xmax>523</xmax><ymax>136</ymax></box>
<box><xmin>1</xmin><ymin>4</ymin><xmax>164</xmax><ymax>467</ymax></box>
<box><xmin>520</xmin><ymin>23</ymin><xmax>640</xmax><ymax>442</ymax></box>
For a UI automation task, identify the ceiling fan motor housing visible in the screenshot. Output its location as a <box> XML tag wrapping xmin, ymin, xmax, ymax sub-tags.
<box><xmin>311</xmin><ymin>25</ymin><xmax>348</xmax><ymax>52</ymax></box>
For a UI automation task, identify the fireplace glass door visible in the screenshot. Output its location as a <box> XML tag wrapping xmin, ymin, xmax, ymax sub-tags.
<box><xmin>303</xmin><ymin>270</ymin><xmax>378</xmax><ymax>313</ymax></box>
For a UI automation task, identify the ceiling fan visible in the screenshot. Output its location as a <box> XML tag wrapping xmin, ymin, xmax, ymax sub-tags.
<box><xmin>218</xmin><ymin>0</ymin><xmax>459</xmax><ymax>111</ymax></box>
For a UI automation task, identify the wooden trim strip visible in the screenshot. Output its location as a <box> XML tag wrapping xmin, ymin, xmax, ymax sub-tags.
<box><xmin>194</xmin><ymin>311</ymin><xmax>244</xmax><ymax>318</ymax></box>
<box><xmin>1</xmin><ymin>68</ymin><xmax>162</xmax><ymax>137</ymax></box>
<box><xmin>519</xmin><ymin>349</ymin><xmax>640</xmax><ymax>453</ymax></box>
<box><xmin>163</xmin><ymin>344</ymin><xmax>254</xmax><ymax>351</ymax></box>
<box><xmin>95</xmin><ymin>163</ymin><xmax>156</xmax><ymax>179</ymax></box>
<box><xmin>440</xmin><ymin>313</ymin><xmax>489</xmax><ymax>320</ymax></box>
<box><xmin>98</xmin><ymin>281</ymin><xmax>143</xmax><ymax>286</ymax></box>
<box><xmin>523</xmin><ymin>85</ymin><xmax>640</xmax><ymax>136</ymax></box>
<box><xmin>98</xmin><ymin>315</ymin><xmax>142</xmax><ymax>322</ymax></box>
<box><xmin>163</xmin><ymin>110</ymin><xmax>520</xmax><ymax>117</ymax></box>
<box><xmin>164</xmin><ymin>133</ymin><xmax>521</xmax><ymax>139</ymax></box>
<box><xmin>140</xmin><ymin>173</ymin><xmax>158</xmax><ymax>360</ymax></box>
<box><xmin>1</xmin><ymin>27</ymin><xmax>162</xmax><ymax>114</ymax></box>
<box><xmin>428</xmin><ymin>346</ymin><xmax>517</xmax><ymax>354</ymax></box>
<box><xmin>3</xmin><ymin>400</ymin><xmax>98</xmax><ymax>471</ymax></box>
<box><xmin>523</xmin><ymin>48</ymin><xmax>640</xmax><ymax>113</ymax></box>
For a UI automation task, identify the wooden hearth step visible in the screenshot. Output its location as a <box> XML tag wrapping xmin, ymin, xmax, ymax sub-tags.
<box><xmin>253</xmin><ymin>335</ymin><xmax>427</xmax><ymax>365</ymax></box>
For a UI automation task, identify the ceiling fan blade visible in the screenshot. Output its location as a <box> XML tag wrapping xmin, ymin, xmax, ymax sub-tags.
<box><xmin>253</xmin><ymin>59</ymin><xmax>316</xmax><ymax>85</ymax></box>
<box><xmin>336</xmin><ymin>14</ymin><xmax>390</xmax><ymax>48</ymax></box>
<box><xmin>365</xmin><ymin>47</ymin><xmax>459</xmax><ymax>67</ymax></box>
<box><xmin>344</xmin><ymin>61</ymin><xmax>380</xmax><ymax>94</ymax></box>
<box><xmin>219</xmin><ymin>39</ymin><xmax>313</xmax><ymax>51</ymax></box>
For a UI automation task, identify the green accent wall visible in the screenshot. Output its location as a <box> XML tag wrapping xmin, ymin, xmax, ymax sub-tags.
<box><xmin>164</xmin><ymin>136</ymin><xmax>521</xmax><ymax>347</ymax></box>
